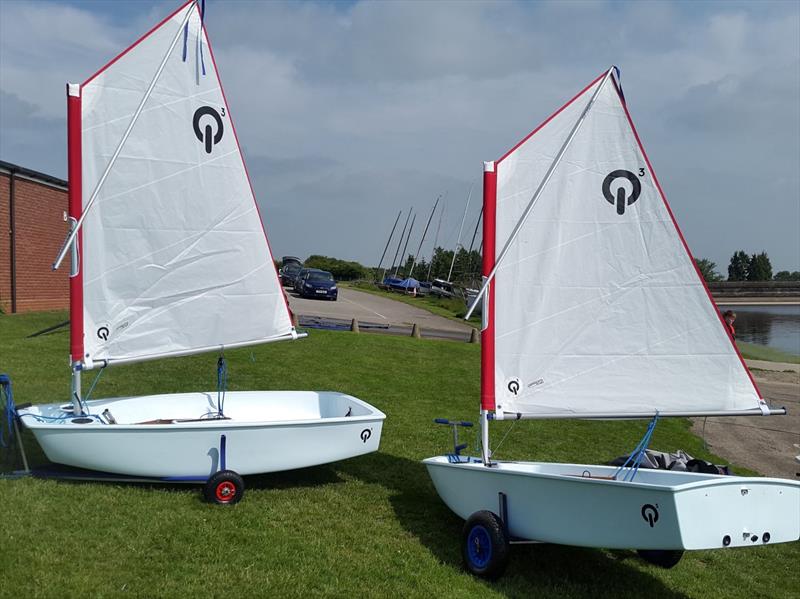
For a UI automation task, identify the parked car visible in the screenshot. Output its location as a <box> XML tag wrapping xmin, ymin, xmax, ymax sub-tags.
<box><xmin>291</xmin><ymin>268</ymin><xmax>316</xmax><ymax>292</ymax></box>
<box><xmin>281</xmin><ymin>256</ymin><xmax>302</xmax><ymax>268</ymax></box>
<box><xmin>298</xmin><ymin>270</ymin><xmax>338</xmax><ymax>300</ymax></box>
<box><xmin>280</xmin><ymin>261</ymin><xmax>303</xmax><ymax>287</ymax></box>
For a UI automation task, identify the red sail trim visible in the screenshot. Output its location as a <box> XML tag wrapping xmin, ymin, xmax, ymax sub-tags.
<box><xmin>481</xmin><ymin>165</ymin><xmax>497</xmax><ymax>411</ymax></box>
<box><xmin>497</xmin><ymin>71</ymin><xmax>606</xmax><ymax>166</ymax></box>
<box><xmin>610</xmin><ymin>78</ymin><xmax>764</xmax><ymax>400</ymax></box>
<box><xmin>67</xmin><ymin>88</ymin><xmax>84</xmax><ymax>363</ymax></box>
<box><xmin>201</xmin><ymin>19</ymin><xmax>293</xmax><ymax>321</ymax></box>
<box><xmin>82</xmin><ymin>0</ymin><xmax>194</xmax><ymax>87</ymax></box>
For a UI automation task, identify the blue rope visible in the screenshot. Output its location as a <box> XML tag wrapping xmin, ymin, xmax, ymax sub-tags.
<box><xmin>18</xmin><ymin>413</ymin><xmax>105</xmax><ymax>424</ymax></box>
<box><xmin>612</xmin><ymin>65</ymin><xmax>625</xmax><ymax>103</ymax></box>
<box><xmin>199</xmin><ymin>0</ymin><xmax>206</xmax><ymax>76</ymax></box>
<box><xmin>182</xmin><ymin>1</ymin><xmax>206</xmax><ymax>78</ymax></box>
<box><xmin>83</xmin><ymin>367</ymin><xmax>105</xmax><ymax>403</ymax></box>
<box><xmin>613</xmin><ymin>412</ymin><xmax>659</xmax><ymax>482</ymax></box>
<box><xmin>1</xmin><ymin>374</ymin><xmax>15</xmax><ymax>448</ymax></box>
<box><xmin>182</xmin><ymin>21</ymin><xmax>189</xmax><ymax>62</ymax></box>
<box><xmin>216</xmin><ymin>355</ymin><xmax>227</xmax><ymax>416</ymax></box>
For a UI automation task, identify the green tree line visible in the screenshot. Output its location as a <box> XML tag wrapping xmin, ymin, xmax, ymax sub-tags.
<box><xmin>694</xmin><ymin>251</ymin><xmax>799</xmax><ymax>282</ymax></box>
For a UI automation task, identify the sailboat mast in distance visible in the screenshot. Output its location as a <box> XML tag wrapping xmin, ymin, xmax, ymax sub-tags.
<box><xmin>409</xmin><ymin>195</ymin><xmax>440</xmax><ymax>278</ymax></box>
<box><xmin>427</xmin><ymin>200</ymin><xmax>445</xmax><ymax>282</ymax></box>
<box><xmin>448</xmin><ymin>180</ymin><xmax>475</xmax><ymax>282</ymax></box>
<box><xmin>389</xmin><ymin>209</ymin><xmax>412</xmax><ymax>278</ymax></box>
<box><xmin>465</xmin><ymin>206</ymin><xmax>483</xmax><ymax>282</ymax></box>
<box><xmin>377</xmin><ymin>210</ymin><xmax>402</xmax><ymax>281</ymax></box>
<box><xmin>395</xmin><ymin>213</ymin><xmax>416</xmax><ymax>277</ymax></box>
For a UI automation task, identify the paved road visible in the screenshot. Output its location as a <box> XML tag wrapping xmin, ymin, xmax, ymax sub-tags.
<box><xmin>693</xmin><ymin>371</ymin><xmax>799</xmax><ymax>479</ymax></box>
<box><xmin>286</xmin><ymin>287</ymin><xmax>475</xmax><ymax>339</ymax></box>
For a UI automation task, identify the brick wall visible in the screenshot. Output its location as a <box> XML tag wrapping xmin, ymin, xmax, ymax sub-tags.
<box><xmin>0</xmin><ymin>175</ymin><xmax>9</xmax><ymax>312</ymax></box>
<box><xmin>0</xmin><ymin>171</ymin><xmax>69</xmax><ymax>313</ymax></box>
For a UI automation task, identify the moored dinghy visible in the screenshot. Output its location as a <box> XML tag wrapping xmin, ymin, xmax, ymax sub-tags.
<box><xmin>424</xmin><ymin>67</ymin><xmax>799</xmax><ymax>578</ymax></box>
<box><xmin>15</xmin><ymin>0</ymin><xmax>384</xmax><ymax>503</ymax></box>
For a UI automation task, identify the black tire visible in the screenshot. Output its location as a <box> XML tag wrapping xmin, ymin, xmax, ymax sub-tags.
<box><xmin>637</xmin><ymin>549</ymin><xmax>684</xmax><ymax>569</ymax></box>
<box><xmin>203</xmin><ymin>470</ymin><xmax>245</xmax><ymax>505</ymax></box>
<box><xmin>461</xmin><ymin>510</ymin><xmax>510</xmax><ymax>580</ymax></box>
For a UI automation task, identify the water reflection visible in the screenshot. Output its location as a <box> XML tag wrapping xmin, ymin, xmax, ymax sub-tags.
<box><xmin>718</xmin><ymin>304</ymin><xmax>800</xmax><ymax>356</ymax></box>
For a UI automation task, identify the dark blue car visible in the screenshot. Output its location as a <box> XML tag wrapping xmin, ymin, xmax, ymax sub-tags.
<box><xmin>298</xmin><ymin>270</ymin><xmax>338</xmax><ymax>301</ymax></box>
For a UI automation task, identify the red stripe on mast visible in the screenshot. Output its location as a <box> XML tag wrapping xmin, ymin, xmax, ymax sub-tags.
<box><xmin>481</xmin><ymin>163</ymin><xmax>497</xmax><ymax>412</ymax></box>
<box><xmin>67</xmin><ymin>86</ymin><xmax>84</xmax><ymax>364</ymax></box>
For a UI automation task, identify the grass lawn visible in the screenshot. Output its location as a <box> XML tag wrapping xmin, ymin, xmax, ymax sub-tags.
<box><xmin>344</xmin><ymin>281</ymin><xmax>482</xmax><ymax>328</ymax></box>
<box><xmin>737</xmin><ymin>341</ymin><xmax>799</xmax><ymax>365</ymax></box>
<box><xmin>1</xmin><ymin>311</ymin><xmax>797</xmax><ymax>598</ymax></box>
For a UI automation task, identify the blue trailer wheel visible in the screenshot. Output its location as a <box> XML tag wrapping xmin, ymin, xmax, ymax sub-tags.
<box><xmin>461</xmin><ymin>510</ymin><xmax>509</xmax><ymax>579</ymax></box>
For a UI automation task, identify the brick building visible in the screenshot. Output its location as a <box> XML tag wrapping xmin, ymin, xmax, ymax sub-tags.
<box><xmin>1</xmin><ymin>160</ymin><xmax>69</xmax><ymax>313</ymax></box>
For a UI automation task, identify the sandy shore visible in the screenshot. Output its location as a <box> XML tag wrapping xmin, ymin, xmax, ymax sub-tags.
<box><xmin>691</xmin><ymin>369</ymin><xmax>799</xmax><ymax>479</ymax></box>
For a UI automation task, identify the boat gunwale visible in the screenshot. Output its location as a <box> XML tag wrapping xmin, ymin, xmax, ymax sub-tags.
<box><xmin>422</xmin><ymin>456</ymin><xmax>800</xmax><ymax>493</ymax></box>
<box><xmin>18</xmin><ymin>391</ymin><xmax>386</xmax><ymax>431</ymax></box>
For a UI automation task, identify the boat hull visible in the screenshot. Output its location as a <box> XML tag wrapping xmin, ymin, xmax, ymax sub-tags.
<box><xmin>19</xmin><ymin>391</ymin><xmax>385</xmax><ymax>478</ymax></box>
<box><xmin>424</xmin><ymin>456</ymin><xmax>800</xmax><ymax>550</ymax></box>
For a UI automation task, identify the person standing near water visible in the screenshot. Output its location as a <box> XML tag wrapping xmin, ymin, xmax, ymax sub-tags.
<box><xmin>722</xmin><ymin>310</ymin><xmax>737</xmax><ymax>340</ymax></box>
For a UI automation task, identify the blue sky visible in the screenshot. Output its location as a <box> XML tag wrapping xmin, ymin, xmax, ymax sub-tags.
<box><xmin>1</xmin><ymin>0</ymin><xmax>798</xmax><ymax>272</ymax></box>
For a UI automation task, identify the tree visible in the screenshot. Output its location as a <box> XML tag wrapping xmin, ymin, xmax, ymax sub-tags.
<box><xmin>694</xmin><ymin>258</ymin><xmax>723</xmax><ymax>282</ymax></box>
<box><xmin>747</xmin><ymin>251</ymin><xmax>773</xmax><ymax>281</ymax></box>
<box><xmin>304</xmin><ymin>255</ymin><xmax>367</xmax><ymax>280</ymax></box>
<box><xmin>727</xmin><ymin>250</ymin><xmax>749</xmax><ymax>281</ymax></box>
<box><xmin>774</xmin><ymin>271</ymin><xmax>800</xmax><ymax>281</ymax></box>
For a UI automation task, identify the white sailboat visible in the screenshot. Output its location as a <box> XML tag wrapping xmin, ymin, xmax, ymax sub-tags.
<box><xmin>17</xmin><ymin>0</ymin><xmax>384</xmax><ymax>503</ymax></box>
<box><xmin>424</xmin><ymin>67</ymin><xmax>799</xmax><ymax>577</ymax></box>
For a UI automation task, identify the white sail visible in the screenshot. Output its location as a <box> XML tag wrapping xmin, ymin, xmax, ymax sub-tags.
<box><xmin>489</xmin><ymin>72</ymin><xmax>763</xmax><ymax>417</ymax></box>
<box><xmin>74</xmin><ymin>1</ymin><xmax>293</xmax><ymax>368</ymax></box>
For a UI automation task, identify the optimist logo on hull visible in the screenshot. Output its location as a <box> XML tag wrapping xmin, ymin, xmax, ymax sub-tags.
<box><xmin>602</xmin><ymin>169</ymin><xmax>642</xmax><ymax>215</ymax></box>
<box><xmin>641</xmin><ymin>503</ymin><xmax>659</xmax><ymax>528</ymax></box>
<box><xmin>192</xmin><ymin>106</ymin><xmax>224</xmax><ymax>154</ymax></box>
<box><xmin>360</xmin><ymin>428</ymin><xmax>372</xmax><ymax>443</ymax></box>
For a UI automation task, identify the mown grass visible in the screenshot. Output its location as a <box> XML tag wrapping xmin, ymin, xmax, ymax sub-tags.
<box><xmin>0</xmin><ymin>311</ymin><xmax>797</xmax><ymax>598</ymax></box>
<box><xmin>345</xmin><ymin>281</ymin><xmax>481</xmax><ymax>327</ymax></box>
<box><xmin>737</xmin><ymin>341</ymin><xmax>799</xmax><ymax>364</ymax></box>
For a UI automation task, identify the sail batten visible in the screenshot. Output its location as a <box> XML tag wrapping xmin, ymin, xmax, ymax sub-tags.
<box><xmin>487</xmin><ymin>70</ymin><xmax>763</xmax><ymax>417</ymax></box>
<box><xmin>74</xmin><ymin>1</ymin><xmax>294</xmax><ymax>368</ymax></box>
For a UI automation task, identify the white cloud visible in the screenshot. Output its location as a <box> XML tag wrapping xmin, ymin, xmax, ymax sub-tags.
<box><xmin>1</xmin><ymin>0</ymin><xmax>798</xmax><ymax>270</ymax></box>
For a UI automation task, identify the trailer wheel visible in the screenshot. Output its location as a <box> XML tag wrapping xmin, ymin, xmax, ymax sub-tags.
<box><xmin>637</xmin><ymin>549</ymin><xmax>684</xmax><ymax>569</ymax></box>
<box><xmin>204</xmin><ymin>470</ymin><xmax>244</xmax><ymax>505</ymax></box>
<box><xmin>462</xmin><ymin>510</ymin><xmax>510</xmax><ymax>579</ymax></box>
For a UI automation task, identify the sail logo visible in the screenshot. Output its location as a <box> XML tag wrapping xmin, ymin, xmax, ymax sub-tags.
<box><xmin>192</xmin><ymin>107</ymin><xmax>224</xmax><ymax>154</ymax></box>
<box><xmin>602</xmin><ymin>170</ymin><xmax>641</xmax><ymax>215</ymax></box>
<box><xmin>507</xmin><ymin>379</ymin><xmax>520</xmax><ymax>395</ymax></box>
<box><xmin>641</xmin><ymin>503</ymin><xmax>659</xmax><ymax>528</ymax></box>
<box><xmin>97</xmin><ymin>326</ymin><xmax>110</xmax><ymax>341</ymax></box>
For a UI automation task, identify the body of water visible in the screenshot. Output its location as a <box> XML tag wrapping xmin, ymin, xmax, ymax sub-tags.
<box><xmin>718</xmin><ymin>304</ymin><xmax>800</xmax><ymax>357</ymax></box>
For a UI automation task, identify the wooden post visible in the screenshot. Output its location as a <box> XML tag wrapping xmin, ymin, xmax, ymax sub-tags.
<box><xmin>350</xmin><ymin>318</ymin><xmax>360</xmax><ymax>333</ymax></box>
<box><xmin>411</xmin><ymin>323</ymin><xmax>421</xmax><ymax>338</ymax></box>
<box><xmin>469</xmin><ymin>328</ymin><xmax>479</xmax><ymax>344</ymax></box>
